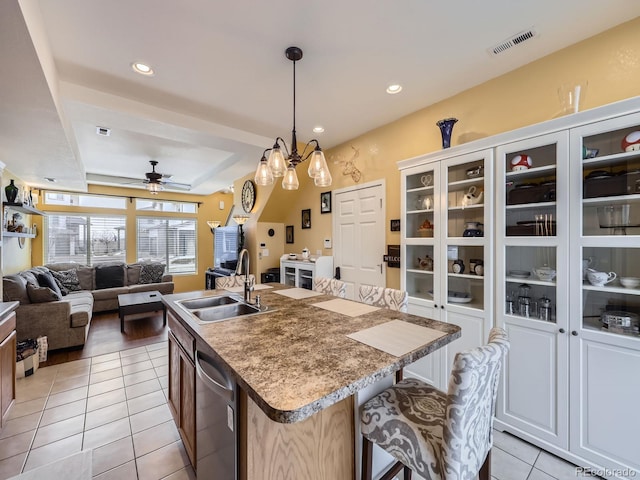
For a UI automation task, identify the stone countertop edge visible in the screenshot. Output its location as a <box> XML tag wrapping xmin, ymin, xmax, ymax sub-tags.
<box><xmin>162</xmin><ymin>286</ymin><xmax>460</xmax><ymax>424</ymax></box>
<box><xmin>0</xmin><ymin>301</ymin><xmax>19</xmax><ymax>319</ymax></box>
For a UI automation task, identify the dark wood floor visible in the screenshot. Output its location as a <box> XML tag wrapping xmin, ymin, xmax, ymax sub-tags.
<box><xmin>42</xmin><ymin>310</ymin><xmax>168</xmax><ymax>367</ymax></box>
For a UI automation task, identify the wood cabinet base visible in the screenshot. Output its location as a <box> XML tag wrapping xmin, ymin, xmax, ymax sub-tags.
<box><xmin>242</xmin><ymin>390</ymin><xmax>355</xmax><ymax>480</ymax></box>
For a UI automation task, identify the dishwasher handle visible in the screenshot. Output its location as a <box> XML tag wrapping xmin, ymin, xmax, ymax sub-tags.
<box><xmin>195</xmin><ymin>350</ymin><xmax>234</xmax><ymax>402</ymax></box>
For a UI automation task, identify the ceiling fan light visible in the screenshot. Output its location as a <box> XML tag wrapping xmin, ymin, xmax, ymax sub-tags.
<box><xmin>254</xmin><ymin>156</ymin><xmax>274</xmax><ymax>186</ymax></box>
<box><xmin>281</xmin><ymin>166</ymin><xmax>299</xmax><ymax>190</ymax></box>
<box><xmin>307</xmin><ymin>149</ymin><xmax>328</xmax><ymax>178</ymax></box>
<box><xmin>147</xmin><ymin>182</ymin><xmax>163</xmax><ymax>195</ymax></box>
<box><xmin>314</xmin><ymin>167</ymin><xmax>332</xmax><ymax>187</ymax></box>
<box><xmin>268</xmin><ymin>147</ymin><xmax>287</xmax><ymax>177</ymax></box>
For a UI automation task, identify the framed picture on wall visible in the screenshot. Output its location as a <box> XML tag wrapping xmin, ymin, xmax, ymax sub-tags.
<box><xmin>320</xmin><ymin>191</ymin><xmax>331</xmax><ymax>214</ymax></box>
<box><xmin>286</xmin><ymin>225</ymin><xmax>294</xmax><ymax>243</ymax></box>
<box><xmin>301</xmin><ymin>209</ymin><xmax>311</xmax><ymax>229</ymax></box>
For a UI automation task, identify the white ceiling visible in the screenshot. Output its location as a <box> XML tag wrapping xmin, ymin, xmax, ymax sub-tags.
<box><xmin>1</xmin><ymin>0</ymin><xmax>639</xmax><ymax>195</ymax></box>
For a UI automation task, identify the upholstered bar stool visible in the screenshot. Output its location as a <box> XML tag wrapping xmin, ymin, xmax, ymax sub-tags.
<box><xmin>214</xmin><ymin>274</ymin><xmax>256</xmax><ymax>289</ymax></box>
<box><xmin>358</xmin><ymin>285</ymin><xmax>408</xmax><ymax>312</ymax></box>
<box><xmin>314</xmin><ymin>276</ymin><xmax>347</xmax><ymax>298</ymax></box>
<box><xmin>360</xmin><ymin>328</ymin><xmax>510</xmax><ymax>480</ymax></box>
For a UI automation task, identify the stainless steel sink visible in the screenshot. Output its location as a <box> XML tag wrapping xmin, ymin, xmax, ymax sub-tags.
<box><xmin>177</xmin><ymin>294</ymin><xmax>270</xmax><ymax>323</ymax></box>
<box><xmin>193</xmin><ymin>303</ymin><xmax>263</xmax><ymax>322</ymax></box>
<box><xmin>179</xmin><ymin>295</ymin><xmax>239</xmax><ymax>310</ymax></box>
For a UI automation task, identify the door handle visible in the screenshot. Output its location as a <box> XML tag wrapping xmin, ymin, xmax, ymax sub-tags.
<box><xmin>559</xmin><ymin>328</ymin><xmax>565</xmax><ymax>333</ymax></box>
<box><xmin>378</xmin><ymin>264</ymin><xmax>382</xmax><ymax>273</ymax></box>
<box><xmin>195</xmin><ymin>350</ymin><xmax>234</xmax><ymax>402</ymax></box>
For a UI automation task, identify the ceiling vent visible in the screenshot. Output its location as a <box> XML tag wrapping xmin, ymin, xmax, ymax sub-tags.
<box><xmin>96</xmin><ymin>126</ymin><xmax>111</xmax><ymax>136</ymax></box>
<box><xmin>488</xmin><ymin>28</ymin><xmax>538</xmax><ymax>56</ymax></box>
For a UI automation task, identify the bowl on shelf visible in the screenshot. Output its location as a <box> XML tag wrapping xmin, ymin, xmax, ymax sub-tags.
<box><xmin>508</xmin><ymin>270</ymin><xmax>530</xmax><ymax>279</ymax></box>
<box><xmin>620</xmin><ymin>277</ymin><xmax>640</xmax><ymax>289</ymax></box>
<box><xmin>533</xmin><ymin>266</ymin><xmax>557</xmax><ymax>282</ymax></box>
<box><xmin>416</xmin><ymin>227</ymin><xmax>434</xmax><ymax>237</ymax></box>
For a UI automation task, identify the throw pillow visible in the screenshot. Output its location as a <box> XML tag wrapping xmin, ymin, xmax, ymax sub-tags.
<box><xmin>37</xmin><ymin>272</ymin><xmax>63</xmax><ymax>298</ymax></box>
<box><xmin>3</xmin><ymin>274</ymin><xmax>31</xmax><ymax>304</ymax></box>
<box><xmin>95</xmin><ymin>264</ymin><xmax>125</xmax><ymax>289</ymax></box>
<box><xmin>139</xmin><ymin>263</ymin><xmax>165</xmax><ymax>284</ymax></box>
<box><xmin>50</xmin><ymin>269</ymin><xmax>82</xmax><ymax>293</ymax></box>
<box><xmin>27</xmin><ymin>283</ymin><xmax>61</xmax><ymax>303</ymax></box>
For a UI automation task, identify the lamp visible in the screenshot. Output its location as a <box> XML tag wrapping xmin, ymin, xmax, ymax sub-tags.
<box><xmin>147</xmin><ymin>182</ymin><xmax>163</xmax><ymax>195</ymax></box>
<box><xmin>254</xmin><ymin>47</ymin><xmax>332</xmax><ymax>190</ymax></box>
<box><xmin>207</xmin><ymin>220</ymin><xmax>221</xmax><ymax>233</ymax></box>
<box><xmin>233</xmin><ymin>215</ymin><xmax>249</xmax><ymax>252</ymax></box>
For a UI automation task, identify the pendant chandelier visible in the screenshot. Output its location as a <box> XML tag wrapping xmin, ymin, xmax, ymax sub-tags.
<box><xmin>254</xmin><ymin>47</ymin><xmax>331</xmax><ymax>190</ymax></box>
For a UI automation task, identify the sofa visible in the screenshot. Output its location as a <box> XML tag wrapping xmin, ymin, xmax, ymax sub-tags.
<box><xmin>2</xmin><ymin>262</ymin><xmax>174</xmax><ymax>351</ymax></box>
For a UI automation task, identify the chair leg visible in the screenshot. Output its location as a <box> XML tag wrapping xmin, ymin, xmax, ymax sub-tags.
<box><xmin>362</xmin><ymin>437</ymin><xmax>373</xmax><ymax>480</ymax></box>
<box><xmin>479</xmin><ymin>449</ymin><xmax>491</xmax><ymax>480</ymax></box>
<box><xmin>404</xmin><ymin>465</ymin><xmax>412</xmax><ymax>479</ymax></box>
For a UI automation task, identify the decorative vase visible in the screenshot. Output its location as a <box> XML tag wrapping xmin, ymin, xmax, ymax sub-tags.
<box><xmin>436</xmin><ymin>118</ymin><xmax>458</xmax><ymax>149</ymax></box>
<box><xmin>5</xmin><ymin>179</ymin><xmax>18</xmax><ymax>203</ymax></box>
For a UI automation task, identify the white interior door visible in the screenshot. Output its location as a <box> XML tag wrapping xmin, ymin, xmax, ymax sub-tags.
<box><xmin>333</xmin><ymin>182</ymin><xmax>385</xmax><ymax>300</ymax></box>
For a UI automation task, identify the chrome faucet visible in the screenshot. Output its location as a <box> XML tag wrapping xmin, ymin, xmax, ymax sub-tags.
<box><xmin>236</xmin><ymin>248</ymin><xmax>254</xmax><ymax>303</ymax></box>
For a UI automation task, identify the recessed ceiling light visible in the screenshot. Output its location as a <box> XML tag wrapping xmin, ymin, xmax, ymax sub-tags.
<box><xmin>386</xmin><ymin>84</ymin><xmax>403</xmax><ymax>94</ymax></box>
<box><xmin>96</xmin><ymin>126</ymin><xmax>111</xmax><ymax>136</ymax></box>
<box><xmin>44</xmin><ymin>177</ymin><xmax>56</xmax><ymax>183</ymax></box>
<box><xmin>313</xmin><ymin>126</ymin><xmax>325</xmax><ymax>134</ymax></box>
<box><xmin>131</xmin><ymin>62</ymin><xmax>154</xmax><ymax>76</ymax></box>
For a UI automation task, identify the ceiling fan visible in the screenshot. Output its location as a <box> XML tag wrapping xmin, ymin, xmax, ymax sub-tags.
<box><xmin>86</xmin><ymin>160</ymin><xmax>192</xmax><ymax>193</ymax></box>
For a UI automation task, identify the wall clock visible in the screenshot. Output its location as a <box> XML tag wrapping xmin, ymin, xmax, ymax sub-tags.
<box><xmin>241</xmin><ymin>180</ymin><xmax>256</xmax><ymax>213</ymax></box>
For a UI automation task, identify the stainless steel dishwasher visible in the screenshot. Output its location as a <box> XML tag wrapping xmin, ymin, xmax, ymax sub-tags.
<box><xmin>195</xmin><ymin>349</ymin><xmax>237</xmax><ymax>479</ymax></box>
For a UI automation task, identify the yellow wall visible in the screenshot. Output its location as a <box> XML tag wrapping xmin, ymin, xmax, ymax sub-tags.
<box><xmin>259</xmin><ymin>16</ymin><xmax>640</xmax><ymax>289</ymax></box>
<box><xmin>28</xmin><ymin>184</ymin><xmax>232</xmax><ymax>292</ymax></box>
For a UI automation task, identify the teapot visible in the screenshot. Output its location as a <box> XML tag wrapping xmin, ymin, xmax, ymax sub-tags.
<box><xmin>417</xmin><ymin>255</ymin><xmax>433</xmax><ymax>271</ymax></box>
<box><xmin>461</xmin><ymin>186</ymin><xmax>484</xmax><ymax>207</ymax></box>
<box><xmin>301</xmin><ymin>248</ymin><xmax>310</xmax><ymax>260</ymax></box>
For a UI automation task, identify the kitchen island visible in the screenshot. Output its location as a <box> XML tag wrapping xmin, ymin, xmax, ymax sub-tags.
<box><xmin>163</xmin><ymin>284</ymin><xmax>460</xmax><ymax>480</ymax></box>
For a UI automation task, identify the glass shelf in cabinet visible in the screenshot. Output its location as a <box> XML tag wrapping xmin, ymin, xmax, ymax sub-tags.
<box><xmin>582</xmin><ymin>283</ymin><xmax>640</xmax><ymax>295</ymax></box>
<box><xmin>582</xmin><ymin>194</ymin><xmax>640</xmax><ymax>206</ymax></box>
<box><xmin>505</xmin><ymin>164</ymin><xmax>556</xmax><ymax>180</ymax></box>
<box><xmin>506</xmin><ymin>277</ymin><xmax>555</xmax><ymax>286</ymax></box>
<box><xmin>447</xmin><ymin>178</ymin><xmax>484</xmax><ymax>190</ymax></box>
<box><xmin>406</xmin><ymin>268</ymin><xmax>434</xmax><ymax>275</ymax></box>
<box><xmin>505</xmin><ymin>201</ymin><xmax>556</xmax><ymax>210</ymax></box>
<box><xmin>448</xmin><ymin>204</ymin><xmax>484</xmax><ymax>211</ymax></box>
<box><xmin>406</xmin><ymin>185</ymin><xmax>435</xmax><ymax>193</ymax></box>
<box><xmin>582</xmin><ymin>150</ymin><xmax>640</xmax><ymax>169</ymax></box>
<box><xmin>449</xmin><ymin>273</ymin><xmax>484</xmax><ymax>280</ymax></box>
<box><xmin>407</xmin><ymin>208</ymin><xmax>434</xmax><ymax>214</ymax></box>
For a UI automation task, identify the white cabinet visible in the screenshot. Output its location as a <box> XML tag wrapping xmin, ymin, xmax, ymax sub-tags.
<box><xmin>567</xmin><ymin>113</ymin><xmax>640</xmax><ymax>476</ymax></box>
<box><xmin>280</xmin><ymin>255</ymin><xmax>333</xmax><ymax>290</ymax></box>
<box><xmin>400</xmin><ymin>149</ymin><xmax>494</xmax><ymax>390</ymax></box>
<box><xmin>399</xmin><ymin>97</ymin><xmax>640</xmax><ymax>479</ymax></box>
<box><xmin>494</xmin><ymin>131</ymin><xmax>570</xmax><ymax>450</ymax></box>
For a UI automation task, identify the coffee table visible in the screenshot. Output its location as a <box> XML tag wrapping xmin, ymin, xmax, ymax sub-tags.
<box><xmin>117</xmin><ymin>290</ymin><xmax>166</xmax><ymax>333</ymax></box>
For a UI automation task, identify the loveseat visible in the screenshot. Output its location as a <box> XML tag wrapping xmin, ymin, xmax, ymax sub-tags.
<box><xmin>2</xmin><ymin>262</ymin><xmax>174</xmax><ymax>351</ymax></box>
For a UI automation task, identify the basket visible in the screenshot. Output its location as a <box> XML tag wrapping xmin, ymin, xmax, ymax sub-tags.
<box><xmin>416</xmin><ymin>228</ymin><xmax>434</xmax><ymax>237</ymax></box>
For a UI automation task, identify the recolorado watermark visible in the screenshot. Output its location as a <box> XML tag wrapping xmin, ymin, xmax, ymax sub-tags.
<box><xmin>576</xmin><ymin>466</ymin><xmax>637</xmax><ymax>477</ymax></box>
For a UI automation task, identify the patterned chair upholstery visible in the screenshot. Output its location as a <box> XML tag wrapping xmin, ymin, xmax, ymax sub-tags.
<box><xmin>214</xmin><ymin>274</ymin><xmax>255</xmax><ymax>289</ymax></box>
<box><xmin>360</xmin><ymin>327</ymin><xmax>510</xmax><ymax>480</ymax></box>
<box><xmin>314</xmin><ymin>276</ymin><xmax>347</xmax><ymax>298</ymax></box>
<box><xmin>358</xmin><ymin>285</ymin><xmax>408</xmax><ymax>312</ymax></box>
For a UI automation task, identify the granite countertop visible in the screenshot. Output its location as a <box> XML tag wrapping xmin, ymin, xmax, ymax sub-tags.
<box><xmin>163</xmin><ymin>285</ymin><xmax>460</xmax><ymax>424</ymax></box>
<box><xmin>0</xmin><ymin>301</ymin><xmax>19</xmax><ymax>320</ymax></box>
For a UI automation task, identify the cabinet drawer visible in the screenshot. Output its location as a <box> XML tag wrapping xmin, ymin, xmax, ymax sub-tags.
<box><xmin>0</xmin><ymin>312</ymin><xmax>16</xmax><ymax>343</ymax></box>
<box><xmin>168</xmin><ymin>313</ymin><xmax>194</xmax><ymax>361</ymax></box>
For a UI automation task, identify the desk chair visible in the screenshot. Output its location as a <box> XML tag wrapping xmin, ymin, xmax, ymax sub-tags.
<box><xmin>360</xmin><ymin>327</ymin><xmax>509</xmax><ymax>480</ymax></box>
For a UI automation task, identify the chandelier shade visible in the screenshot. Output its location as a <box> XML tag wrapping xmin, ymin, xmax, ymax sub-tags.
<box><xmin>147</xmin><ymin>182</ymin><xmax>163</xmax><ymax>195</ymax></box>
<box><xmin>254</xmin><ymin>46</ymin><xmax>331</xmax><ymax>190</ymax></box>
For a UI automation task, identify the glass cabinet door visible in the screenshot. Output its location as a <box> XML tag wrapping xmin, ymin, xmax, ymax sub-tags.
<box><xmin>573</xmin><ymin>112</ymin><xmax>640</xmax><ymax>339</ymax></box>
<box><xmin>405</xmin><ymin>167</ymin><xmax>436</xmax><ymax>240</ymax></box>
<box><xmin>443</xmin><ymin>153</ymin><xmax>490</xmax><ymax>312</ymax></box>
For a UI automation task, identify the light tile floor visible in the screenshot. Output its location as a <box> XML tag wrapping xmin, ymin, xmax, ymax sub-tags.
<box><xmin>0</xmin><ymin>342</ymin><xmax>593</xmax><ymax>480</ymax></box>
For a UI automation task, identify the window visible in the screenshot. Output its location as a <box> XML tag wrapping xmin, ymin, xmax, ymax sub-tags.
<box><xmin>45</xmin><ymin>214</ymin><xmax>126</xmax><ymax>265</ymax></box>
<box><xmin>137</xmin><ymin>217</ymin><xmax>197</xmax><ymax>274</ymax></box>
<box><xmin>44</xmin><ymin>192</ymin><xmax>126</xmax><ymax>209</ymax></box>
<box><xmin>135</xmin><ymin>199</ymin><xmax>197</xmax><ymax>213</ymax></box>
